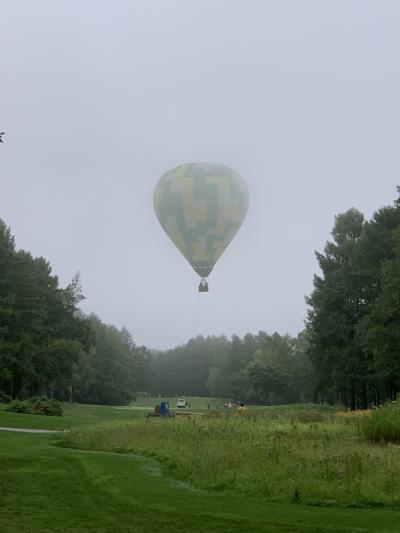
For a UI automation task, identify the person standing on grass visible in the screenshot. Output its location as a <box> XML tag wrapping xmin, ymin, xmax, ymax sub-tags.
<box><xmin>238</xmin><ymin>402</ymin><xmax>246</xmax><ymax>416</ymax></box>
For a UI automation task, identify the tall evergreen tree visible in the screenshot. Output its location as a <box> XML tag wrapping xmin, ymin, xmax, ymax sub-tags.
<box><xmin>306</xmin><ymin>209</ymin><xmax>367</xmax><ymax>408</ymax></box>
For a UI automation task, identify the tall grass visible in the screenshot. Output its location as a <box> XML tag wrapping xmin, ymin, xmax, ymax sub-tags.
<box><xmin>361</xmin><ymin>404</ymin><xmax>400</xmax><ymax>443</ymax></box>
<box><xmin>59</xmin><ymin>405</ymin><xmax>400</xmax><ymax>507</ymax></box>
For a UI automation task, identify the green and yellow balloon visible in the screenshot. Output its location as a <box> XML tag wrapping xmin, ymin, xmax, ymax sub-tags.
<box><xmin>153</xmin><ymin>163</ymin><xmax>249</xmax><ymax>291</ymax></box>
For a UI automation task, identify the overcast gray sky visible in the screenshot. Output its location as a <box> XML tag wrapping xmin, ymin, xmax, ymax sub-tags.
<box><xmin>1</xmin><ymin>1</ymin><xmax>399</xmax><ymax>349</ymax></box>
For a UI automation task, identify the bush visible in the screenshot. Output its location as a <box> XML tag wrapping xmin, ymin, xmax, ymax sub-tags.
<box><xmin>6</xmin><ymin>400</ymin><xmax>33</xmax><ymax>414</ymax></box>
<box><xmin>361</xmin><ymin>406</ymin><xmax>400</xmax><ymax>443</ymax></box>
<box><xmin>6</xmin><ymin>397</ymin><xmax>63</xmax><ymax>416</ymax></box>
<box><xmin>0</xmin><ymin>391</ymin><xmax>12</xmax><ymax>404</ymax></box>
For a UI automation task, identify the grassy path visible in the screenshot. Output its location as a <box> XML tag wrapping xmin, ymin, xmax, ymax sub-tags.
<box><xmin>2</xmin><ymin>431</ymin><xmax>400</xmax><ymax>532</ymax></box>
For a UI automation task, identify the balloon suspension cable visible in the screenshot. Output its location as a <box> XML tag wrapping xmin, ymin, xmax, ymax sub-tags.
<box><xmin>198</xmin><ymin>278</ymin><xmax>209</xmax><ymax>292</ymax></box>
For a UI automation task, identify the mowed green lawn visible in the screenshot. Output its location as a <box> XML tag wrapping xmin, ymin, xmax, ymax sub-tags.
<box><xmin>1</xmin><ymin>401</ymin><xmax>400</xmax><ymax>532</ymax></box>
<box><xmin>0</xmin><ymin>401</ymin><xmax>145</xmax><ymax>430</ymax></box>
<box><xmin>0</xmin><ymin>396</ymin><xmax>216</xmax><ymax>429</ymax></box>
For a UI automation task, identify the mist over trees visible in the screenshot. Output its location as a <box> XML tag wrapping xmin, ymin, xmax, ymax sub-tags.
<box><xmin>149</xmin><ymin>332</ymin><xmax>315</xmax><ymax>405</ymax></box>
<box><xmin>1</xmin><ymin>188</ymin><xmax>400</xmax><ymax>407</ymax></box>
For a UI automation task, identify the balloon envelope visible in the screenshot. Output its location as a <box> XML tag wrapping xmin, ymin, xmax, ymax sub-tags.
<box><xmin>153</xmin><ymin>163</ymin><xmax>249</xmax><ymax>279</ymax></box>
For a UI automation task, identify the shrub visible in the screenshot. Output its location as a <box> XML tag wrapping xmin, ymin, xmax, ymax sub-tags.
<box><xmin>5</xmin><ymin>400</ymin><xmax>33</xmax><ymax>414</ymax></box>
<box><xmin>0</xmin><ymin>391</ymin><xmax>12</xmax><ymax>404</ymax></box>
<box><xmin>6</xmin><ymin>397</ymin><xmax>63</xmax><ymax>416</ymax></box>
<box><xmin>361</xmin><ymin>406</ymin><xmax>400</xmax><ymax>443</ymax></box>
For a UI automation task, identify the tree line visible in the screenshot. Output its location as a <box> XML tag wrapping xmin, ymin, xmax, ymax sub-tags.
<box><xmin>148</xmin><ymin>332</ymin><xmax>315</xmax><ymax>405</ymax></box>
<box><xmin>2</xmin><ymin>187</ymin><xmax>400</xmax><ymax>408</ymax></box>
<box><xmin>0</xmin><ymin>219</ymin><xmax>149</xmax><ymax>404</ymax></box>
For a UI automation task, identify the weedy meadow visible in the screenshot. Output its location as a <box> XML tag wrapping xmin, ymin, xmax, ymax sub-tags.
<box><xmin>59</xmin><ymin>403</ymin><xmax>400</xmax><ymax>508</ymax></box>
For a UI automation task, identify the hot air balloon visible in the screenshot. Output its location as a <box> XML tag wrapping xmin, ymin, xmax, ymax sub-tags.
<box><xmin>153</xmin><ymin>163</ymin><xmax>249</xmax><ymax>291</ymax></box>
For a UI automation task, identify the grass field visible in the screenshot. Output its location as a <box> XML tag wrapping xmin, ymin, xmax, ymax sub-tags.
<box><xmin>0</xmin><ymin>401</ymin><xmax>144</xmax><ymax>429</ymax></box>
<box><xmin>0</xmin><ymin>396</ymin><xmax>222</xmax><ymax>429</ymax></box>
<box><xmin>2</xmin><ymin>399</ymin><xmax>400</xmax><ymax>532</ymax></box>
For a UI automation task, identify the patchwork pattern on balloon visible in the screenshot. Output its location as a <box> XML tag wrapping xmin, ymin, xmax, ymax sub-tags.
<box><xmin>153</xmin><ymin>163</ymin><xmax>249</xmax><ymax>287</ymax></box>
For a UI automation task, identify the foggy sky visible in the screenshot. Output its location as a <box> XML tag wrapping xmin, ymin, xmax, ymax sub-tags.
<box><xmin>1</xmin><ymin>1</ymin><xmax>399</xmax><ymax>349</ymax></box>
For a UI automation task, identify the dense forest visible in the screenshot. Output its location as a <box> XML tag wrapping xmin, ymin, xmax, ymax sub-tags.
<box><xmin>1</xmin><ymin>188</ymin><xmax>399</xmax><ymax>407</ymax></box>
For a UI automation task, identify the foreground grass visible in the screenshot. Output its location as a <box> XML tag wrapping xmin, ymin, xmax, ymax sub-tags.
<box><xmin>60</xmin><ymin>408</ymin><xmax>400</xmax><ymax>508</ymax></box>
<box><xmin>3</xmin><ymin>431</ymin><xmax>400</xmax><ymax>532</ymax></box>
<box><xmin>3</xmin><ymin>401</ymin><xmax>400</xmax><ymax>531</ymax></box>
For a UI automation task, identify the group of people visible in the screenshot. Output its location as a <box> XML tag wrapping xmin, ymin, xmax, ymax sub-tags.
<box><xmin>224</xmin><ymin>401</ymin><xmax>246</xmax><ymax>415</ymax></box>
